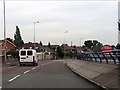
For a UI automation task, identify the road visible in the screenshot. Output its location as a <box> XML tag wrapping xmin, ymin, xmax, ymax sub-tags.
<box><xmin>2</xmin><ymin>60</ymin><xmax>104</xmax><ymax>89</ymax></box>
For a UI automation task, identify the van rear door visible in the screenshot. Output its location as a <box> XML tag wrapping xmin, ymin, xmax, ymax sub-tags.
<box><xmin>20</xmin><ymin>51</ymin><xmax>26</xmax><ymax>62</ymax></box>
<box><xmin>26</xmin><ymin>50</ymin><xmax>33</xmax><ymax>62</ymax></box>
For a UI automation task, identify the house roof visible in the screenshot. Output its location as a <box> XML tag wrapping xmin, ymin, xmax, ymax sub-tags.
<box><xmin>61</xmin><ymin>44</ymin><xmax>71</xmax><ymax>50</ymax></box>
<box><xmin>0</xmin><ymin>40</ymin><xmax>16</xmax><ymax>48</ymax></box>
<box><xmin>22</xmin><ymin>43</ymin><xmax>54</xmax><ymax>53</ymax></box>
<box><xmin>7</xmin><ymin>40</ymin><xmax>16</xmax><ymax>47</ymax></box>
<box><xmin>43</xmin><ymin>46</ymin><xmax>54</xmax><ymax>52</ymax></box>
<box><xmin>0</xmin><ymin>40</ymin><xmax>16</xmax><ymax>56</ymax></box>
<box><xmin>22</xmin><ymin>42</ymin><xmax>43</xmax><ymax>49</ymax></box>
<box><xmin>50</xmin><ymin>45</ymin><xmax>59</xmax><ymax>49</ymax></box>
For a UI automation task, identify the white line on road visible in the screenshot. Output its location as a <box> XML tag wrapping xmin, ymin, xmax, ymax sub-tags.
<box><xmin>23</xmin><ymin>70</ymin><xmax>30</xmax><ymax>74</ymax></box>
<box><xmin>9</xmin><ymin>75</ymin><xmax>20</xmax><ymax>82</ymax></box>
<box><xmin>32</xmin><ymin>67</ymin><xmax>36</xmax><ymax>70</ymax></box>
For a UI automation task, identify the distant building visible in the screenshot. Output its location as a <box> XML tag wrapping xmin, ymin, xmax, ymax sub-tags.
<box><xmin>22</xmin><ymin>42</ymin><xmax>58</xmax><ymax>60</ymax></box>
<box><xmin>61</xmin><ymin>44</ymin><xmax>71</xmax><ymax>52</ymax></box>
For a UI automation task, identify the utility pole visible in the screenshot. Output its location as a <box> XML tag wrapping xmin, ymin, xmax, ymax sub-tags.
<box><xmin>3</xmin><ymin>0</ymin><xmax>7</xmax><ymax>63</ymax></box>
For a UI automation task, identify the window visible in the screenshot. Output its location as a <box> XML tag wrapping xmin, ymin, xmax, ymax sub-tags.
<box><xmin>27</xmin><ymin>51</ymin><xmax>33</xmax><ymax>55</ymax></box>
<box><xmin>21</xmin><ymin>51</ymin><xmax>26</xmax><ymax>56</ymax></box>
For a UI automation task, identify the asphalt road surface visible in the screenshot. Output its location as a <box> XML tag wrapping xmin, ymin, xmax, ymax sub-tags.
<box><xmin>2</xmin><ymin>60</ymin><xmax>104</xmax><ymax>89</ymax></box>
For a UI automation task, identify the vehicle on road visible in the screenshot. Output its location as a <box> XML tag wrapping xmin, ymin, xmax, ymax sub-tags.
<box><xmin>19</xmin><ymin>48</ymin><xmax>38</xmax><ymax>66</ymax></box>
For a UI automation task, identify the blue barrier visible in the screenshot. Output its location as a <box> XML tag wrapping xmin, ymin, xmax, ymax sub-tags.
<box><xmin>77</xmin><ymin>49</ymin><xmax>120</xmax><ymax>64</ymax></box>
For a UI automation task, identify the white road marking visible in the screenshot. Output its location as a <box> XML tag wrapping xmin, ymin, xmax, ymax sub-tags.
<box><xmin>9</xmin><ymin>75</ymin><xmax>20</xmax><ymax>82</ymax></box>
<box><xmin>23</xmin><ymin>70</ymin><xmax>30</xmax><ymax>74</ymax></box>
<box><xmin>32</xmin><ymin>67</ymin><xmax>36</xmax><ymax>70</ymax></box>
<box><xmin>0</xmin><ymin>86</ymin><xmax>1</xmax><ymax>89</ymax></box>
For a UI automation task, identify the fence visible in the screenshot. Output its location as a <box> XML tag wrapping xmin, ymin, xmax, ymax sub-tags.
<box><xmin>77</xmin><ymin>49</ymin><xmax>120</xmax><ymax>64</ymax></box>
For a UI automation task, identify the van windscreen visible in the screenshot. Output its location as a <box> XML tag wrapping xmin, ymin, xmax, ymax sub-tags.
<box><xmin>27</xmin><ymin>51</ymin><xmax>33</xmax><ymax>55</ymax></box>
<box><xmin>21</xmin><ymin>51</ymin><xmax>26</xmax><ymax>55</ymax></box>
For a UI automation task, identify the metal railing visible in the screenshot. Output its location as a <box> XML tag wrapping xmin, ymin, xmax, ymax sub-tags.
<box><xmin>77</xmin><ymin>49</ymin><xmax>120</xmax><ymax>64</ymax></box>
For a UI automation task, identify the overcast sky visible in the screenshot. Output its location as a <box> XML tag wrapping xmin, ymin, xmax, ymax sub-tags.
<box><xmin>0</xmin><ymin>1</ymin><xmax>119</xmax><ymax>46</ymax></box>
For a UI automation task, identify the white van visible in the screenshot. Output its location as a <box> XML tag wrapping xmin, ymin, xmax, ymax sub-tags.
<box><xmin>19</xmin><ymin>49</ymin><xmax>38</xmax><ymax>66</ymax></box>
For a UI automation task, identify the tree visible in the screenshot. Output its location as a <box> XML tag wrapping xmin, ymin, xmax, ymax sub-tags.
<box><xmin>116</xmin><ymin>43</ymin><xmax>120</xmax><ymax>49</ymax></box>
<box><xmin>39</xmin><ymin>41</ymin><xmax>43</xmax><ymax>46</ymax></box>
<box><xmin>84</xmin><ymin>40</ymin><xmax>103</xmax><ymax>52</ymax></box>
<box><xmin>48</xmin><ymin>42</ymin><xmax>51</xmax><ymax>47</ymax></box>
<box><xmin>93</xmin><ymin>40</ymin><xmax>98</xmax><ymax>47</ymax></box>
<box><xmin>6</xmin><ymin>38</ymin><xmax>14</xmax><ymax>43</ymax></box>
<box><xmin>14</xmin><ymin>26</ymin><xmax>24</xmax><ymax>49</ymax></box>
<box><xmin>84</xmin><ymin>40</ymin><xmax>93</xmax><ymax>48</ymax></box>
<box><xmin>111</xmin><ymin>45</ymin><xmax>116</xmax><ymax>50</ymax></box>
<box><xmin>56</xmin><ymin>46</ymin><xmax>64</xmax><ymax>59</ymax></box>
<box><xmin>92</xmin><ymin>42</ymin><xmax>103</xmax><ymax>52</ymax></box>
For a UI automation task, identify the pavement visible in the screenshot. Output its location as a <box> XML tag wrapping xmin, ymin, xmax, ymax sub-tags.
<box><xmin>2</xmin><ymin>60</ymin><xmax>18</xmax><ymax>67</ymax></box>
<box><xmin>66</xmin><ymin>59</ymin><xmax>120</xmax><ymax>90</ymax></box>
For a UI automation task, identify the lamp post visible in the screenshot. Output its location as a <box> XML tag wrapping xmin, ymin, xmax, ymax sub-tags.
<box><xmin>80</xmin><ymin>38</ymin><xmax>84</xmax><ymax>47</ymax></box>
<box><xmin>63</xmin><ymin>31</ymin><xmax>68</xmax><ymax>59</ymax></box>
<box><xmin>80</xmin><ymin>38</ymin><xmax>84</xmax><ymax>53</ymax></box>
<box><xmin>118</xmin><ymin>20</ymin><xmax>120</xmax><ymax>44</ymax></box>
<box><xmin>3</xmin><ymin>0</ymin><xmax>7</xmax><ymax>63</ymax></box>
<box><xmin>64</xmin><ymin>31</ymin><xmax>68</xmax><ymax>44</ymax></box>
<box><xmin>118</xmin><ymin>0</ymin><xmax>120</xmax><ymax>44</ymax></box>
<box><xmin>33</xmin><ymin>21</ymin><xmax>39</xmax><ymax>50</ymax></box>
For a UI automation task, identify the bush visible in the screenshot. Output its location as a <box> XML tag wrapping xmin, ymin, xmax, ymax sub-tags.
<box><xmin>7</xmin><ymin>50</ymin><xmax>19</xmax><ymax>58</ymax></box>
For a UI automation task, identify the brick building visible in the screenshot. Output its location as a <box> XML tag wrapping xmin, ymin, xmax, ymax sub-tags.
<box><xmin>0</xmin><ymin>40</ymin><xmax>16</xmax><ymax>63</ymax></box>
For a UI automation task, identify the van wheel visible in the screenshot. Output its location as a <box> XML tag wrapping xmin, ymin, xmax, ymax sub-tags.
<box><xmin>33</xmin><ymin>62</ymin><xmax>35</xmax><ymax>66</ymax></box>
<box><xmin>19</xmin><ymin>63</ymin><xmax>22</xmax><ymax>67</ymax></box>
<box><xmin>36</xmin><ymin>63</ymin><xmax>38</xmax><ymax>66</ymax></box>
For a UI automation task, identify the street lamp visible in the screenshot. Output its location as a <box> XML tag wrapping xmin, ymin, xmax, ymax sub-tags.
<box><xmin>3</xmin><ymin>0</ymin><xmax>7</xmax><ymax>63</ymax></box>
<box><xmin>64</xmin><ymin>31</ymin><xmax>68</xmax><ymax>44</ymax></box>
<box><xmin>33</xmin><ymin>21</ymin><xmax>39</xmax><ymax>50</ymax></box>
<box><xmin>63</xmin><ymin>31</ymin><xmax>68</xmax><ymax>59</ymax></box>
<box><xmin>118</xmin><ymin>20</ymin><xmax>120</xmax><ymax>44</ymax></box>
